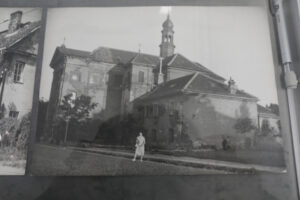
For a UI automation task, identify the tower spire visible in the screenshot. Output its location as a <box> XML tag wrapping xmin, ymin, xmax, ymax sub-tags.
<box><xmin>159</xmin><ymin>14</ymin><xmax>175</xmax><ymax>58</ymax></box>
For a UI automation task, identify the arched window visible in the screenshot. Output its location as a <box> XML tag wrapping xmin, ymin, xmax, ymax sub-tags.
<box><xmin>164</xmin><ymin>36</ymin><xmax>168</xmax><ymax>42</ymax></box>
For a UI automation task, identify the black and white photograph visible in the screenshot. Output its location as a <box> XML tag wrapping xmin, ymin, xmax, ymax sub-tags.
<box><xmin>0</xmin><ymin>8</ymin><xmax>41</xmax><ymax>175</ymax></box>
<box><xmin>30</xmin><ymin>6</ymin><xmax>286</xmax><ymax>175</ymax></box>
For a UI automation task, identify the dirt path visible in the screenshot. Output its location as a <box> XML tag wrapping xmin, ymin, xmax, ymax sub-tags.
<box><xmin>0</xmin><ymin>161</ymin><xmax>25</xmax><ymax>175</ymax></box>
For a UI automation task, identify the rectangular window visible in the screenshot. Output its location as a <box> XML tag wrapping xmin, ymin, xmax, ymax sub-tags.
<box><xmin>13</xmin><ymin>61</ymin><xmax>25</xmax><ymax>83</ymax></box>
<box><xmin>138</xmin><ymin>71</ymin><xmax>144</xmax><ymax>83</ymax></box>
<box><xmin>9</xmin><ymin>111</ymin><xmax>19</xmax><ymax>118</ymax></box>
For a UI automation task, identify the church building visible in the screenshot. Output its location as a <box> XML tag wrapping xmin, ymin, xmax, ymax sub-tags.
<box><xmin>46</xmin><ymin>14</ymin><xmax>278</xmax><ymax>148</ymax></box>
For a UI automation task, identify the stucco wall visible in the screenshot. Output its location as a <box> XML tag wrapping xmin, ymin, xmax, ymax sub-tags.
<box><xmin>59</xmin><ymin>57</ymin><xmax>123</xmax><ymax>120</ymax></box>
<box><xmin>182</xmin><ymin>94</ymin><xmax>258</xmax><ymax>147</ymax></box>
<box><xmin>2</xmin><ymin>54</ymin><xmax>36</xmax><ymax>118</ymax></box>
<box><xmin>129</xmin><ymin>64</ymin><xmax>154</xmax><ymax>101</ymax></box>
<box><xmin>122</xmin><ymin>64</ymin><xmax>154</xmax><ymax>115</ymax></box>
<box><xmin>137</xmin><ymin>93</ymin><xmax>258</xmax><ymax>148</ymax></box>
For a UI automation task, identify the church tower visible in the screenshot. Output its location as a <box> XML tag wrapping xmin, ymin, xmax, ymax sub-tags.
<box><xmin>159</xmin><ymin>14</ymin><xmax>175</xmax><ymax>58</ymax></box>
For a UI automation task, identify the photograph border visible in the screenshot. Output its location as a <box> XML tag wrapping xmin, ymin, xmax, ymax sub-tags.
<box><xmin>0</xmin><ymin>0</ymin><xmax>299</xmax><ymax>199</ymax></box>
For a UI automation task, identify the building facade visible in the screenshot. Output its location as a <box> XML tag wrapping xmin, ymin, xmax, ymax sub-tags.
<box><xmin>0</xmin><ymin>11</ymin><xmax>40</xmax><ymax>119</ymax></box>
<box><xmin>46</xmin><ymin>15</ymin><xmax>279</xmax><ymax>147</ymax></box>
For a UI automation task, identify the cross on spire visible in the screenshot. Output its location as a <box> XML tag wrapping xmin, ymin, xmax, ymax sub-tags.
<box><xmin>138</xmin><ymin>43</ymin><xmax>141</xmax><ymax>54</ymax></box>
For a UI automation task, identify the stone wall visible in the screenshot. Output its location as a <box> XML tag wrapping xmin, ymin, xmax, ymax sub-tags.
<box><xmin>1</xmin><ymin>29</ymin><xmax>40</xmax><ymax>119</ymax></box>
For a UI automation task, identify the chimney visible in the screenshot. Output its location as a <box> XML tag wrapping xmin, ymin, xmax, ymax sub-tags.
<box><xmin>157</xmin><ymin>57</ymin><xmax>164</xmax><ymax>85</ymax></box>
<box><xmin>228</xmin><ymin>77</ymin><xmax>237</xmax><ymax>94</ymax></box>
<box><xmin>8</xmin><ymin>11</ymin><xmax>23</xmax><ymax>33</ymax></box>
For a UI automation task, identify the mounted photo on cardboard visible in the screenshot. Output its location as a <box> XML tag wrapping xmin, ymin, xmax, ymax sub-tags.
<box><xmin>31</xmin><ymin>6</ymin><xmax>286</xmax><ymax>176</ymax></box>
<box><xmin>0</xmin><ymin>8</ymin><xmax>42</xmax><ymax>175</ymax></box>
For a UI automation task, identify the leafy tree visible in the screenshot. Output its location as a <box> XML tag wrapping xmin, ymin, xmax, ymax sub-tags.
<box><xmin>0</xmin><ymin>117</ymin><xmax>18</xmax><ymax>146</ymax></box>
<box><xmin>234</xmin><ymin>117</ymin><xmax>255</xmax><ymax>134</ymax></box>
<box><xmin>54</xmin><ymin>94</ymin><xmax>97</xmax><ymax>142</ymax></box>
<box><xmin>58</xmin><ymin>94</ymin><xmax>97</xmax><ymax>122</ymax></box>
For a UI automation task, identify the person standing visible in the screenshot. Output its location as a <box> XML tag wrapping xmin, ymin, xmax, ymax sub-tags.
<box><xmin>132</xmin><ymin>132</ymin><xmax>146</xmax><ymax>162</ymax></box>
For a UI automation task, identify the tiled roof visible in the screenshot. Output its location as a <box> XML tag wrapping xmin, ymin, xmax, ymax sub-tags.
<box><xmin>0</xmin><ymin>21</ymin><xmax>40</xmax><ymax>50</ymax></box>
<box><xmin>91</xmin><ymin>47</ymin><xmax>159</xmax><ymax>66</ymax></box>
<box><xmin>56</xmin><ymin>46</ymin><xmax>160</xmax><ymax>66</ymax></box>
<box><xmin>56</xmin><ymin>46</ymin><xmax>91</xmax><ymax>58</ymax></box>
<box><xmin>165</xmin><ymin>54</ymin><xmax>203</xmax><ymax>71</ymax></box>
<box><xmin>257</xmin><ymin>104</ymin><xmax>277</xmax><ymax>115</ymax></box>
<box><xmin>91</xmin><ymin>47</ymin><xmax>136</xmax><ymax>64</ymax></box>
<box><xmin>131</xmin><ymin>53</ymin><xmax>160</xmax><ymax>66</ymax></box>
<box><xmin>193</xmin><ymin>62</ymin><xmax>226</xmax><ymax>82</ymax></box>
<box><xmin>136</xmin><ymin>73</ymin><xmax>257</xmax><ymax>102</ymax></box>
<box><xmin>136</xmin><ymin>73</ymin><xmax>194</xmax><ymax>102</ymax></box>
<box><xmin>164</xmin><ymin>54</ymin><xmax>226</xmax><ymax>82</ymax></box>
<box><xmin>52</xmin><ymin>46</ymin><xmax>226</xmax><ymax>82</ymax></box>
<box><xmin>186</xmin><ymin>73</ymin><xmax>257</xmax><ymax>99</ymax></box>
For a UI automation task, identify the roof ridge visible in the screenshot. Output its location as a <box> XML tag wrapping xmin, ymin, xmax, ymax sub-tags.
<box><xmin>93</xmin><ymin>46</ymin><xmax>158</xmax><ymax>58</ymax></box>
<box><xmin>201</xmin><ymin>73</ymin><xmax>259</xmax><ymax>100</ymax></box>
<box><xmin>0</xmin><ymin>22</ymin><xmax>41</xmax><ymax>50</ymax></box>
<box><xmin>167</xmin><ymin>53</ymin><xmax>178</xmax><ymax>65</ymax></box>
<box><xmin>178</xmin><ymin>53</ymin><xmax>208</xmax><ymax>70</ymax></box>
<box><xmin>61</xmin><ymin>46</ymin><xmax>91</xmax><ymax>53</ymax></box>
<box><xmin>182</xmin><ymin>72</ymin><xmax>199</xmax><ymax>91</ymax></box>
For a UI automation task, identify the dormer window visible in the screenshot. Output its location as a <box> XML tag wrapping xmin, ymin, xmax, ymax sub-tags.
<box><xmin>13</xmin><ymin>61</ymin><xmax>25</xmax><ymax>83</ymax></box>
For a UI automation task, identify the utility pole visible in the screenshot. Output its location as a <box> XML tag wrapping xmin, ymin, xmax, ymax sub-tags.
<box><xmin>0</xmin><ymin>65</ymin><xmax>8</xmax><ymax>113</ymax></box>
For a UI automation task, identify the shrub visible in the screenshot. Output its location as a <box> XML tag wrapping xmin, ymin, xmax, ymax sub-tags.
<box><xmin>234</xmin><ymin>117</ymin><xmax>255</xmax><ymax>134</ymax></box>
<box><xmin>0</xmin><ymin>117</ymin><xmax>18</xmax><ymax>146</ymax></box>
<box><xmin>16</xmin><ymin>113</ymin><xmax>31</xmax><ymax>154</ymax></box>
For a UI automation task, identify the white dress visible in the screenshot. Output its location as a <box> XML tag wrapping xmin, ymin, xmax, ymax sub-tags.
<box><xmin>135</xmin><ymin>136</ymin><xmax>145</xmax><ymax>156</ymax></box>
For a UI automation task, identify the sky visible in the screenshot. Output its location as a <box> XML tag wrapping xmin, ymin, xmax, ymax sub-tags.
<box><xmin>40</xmin><ymin>6</ymin><xmax>278</xmax><ymax>105</ymax></box>
<box><xmin>0</xmin><ymin>8</ymin><xmax>41</xmax><ymax>32</ymax></box>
